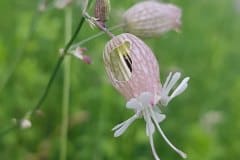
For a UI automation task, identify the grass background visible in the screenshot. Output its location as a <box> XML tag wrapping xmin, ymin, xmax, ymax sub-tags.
<box><xmin>0</xmin><ymin>0</ymin><xmax>240</xmax><ymax>159</ymax></box>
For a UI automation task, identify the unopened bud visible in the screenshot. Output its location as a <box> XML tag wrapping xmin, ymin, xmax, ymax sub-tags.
<box><xmin>122</xmin><ymin>1</ymin><xmax>182</xmax><ymax>38</ymax></box>
<box><xmin>94</xmin><ymin>0</ymin><xmax>111</xmax><ymax>27</ymax></box>
<box><xmin>20</xmin><ymin>119</ymin><xmax>32</xmax><ymax>129</ymax></box>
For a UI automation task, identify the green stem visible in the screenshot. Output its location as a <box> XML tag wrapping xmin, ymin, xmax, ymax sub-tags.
<box><xmin>60</xmin><ymin>7</ymin><xmax>72</xmax><ymax>160</ymax></box>
<box><xmin>69</xmin><ymin>23</ymin><xmax>125</xmax><ymax>51</ymax></box>
<box><xmin>0</xmin><ymin>0</ymin><xmax>94</xmax><ymax>137</ymax></box>
<box><xmin>0</xmin><ymin>0</ymin><xmax>98</xmax><ymax>136</ymax></box>
<box><xmin>29</xmin><ymin>7</ymin><xmax>88</xmax><ymax>117</ymax></box>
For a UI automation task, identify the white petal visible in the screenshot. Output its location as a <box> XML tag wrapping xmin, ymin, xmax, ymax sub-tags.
<box><xmin>160</xmin><ymin>72</ymin><xmax>181</xmax><ymax>107</ymax></box>
<box><xmin>169</xmin><ymin>77</ymin><xmax>190</xmax><ymax>100</ymax></box>
<box><xmin>163</xmin><ymin>72</ymin><xmax>173</xmax><ymax>89</ymax></box>
<box><xmin>112</xmin><ymin>121</ymin><xmax>126</xmax><ymax>131</ymax></box>
<box><xmin>139</xmin><ymin>92</ymin><xmax>152</xmax><ymax>107</ymax></box>
<box><xmin>164</xmin><ymin>72</ymin><xmax>181</xmax><ymax>94</ymax></box>
<box><xmin>126</xmin><ymin>98</ymin><xmax>140</xmax><ymax>109</ymax></box>
<box><xmin>112</xmin><ymin>114</ymin><xmax>138</xmax><ymax>137</ymax></box>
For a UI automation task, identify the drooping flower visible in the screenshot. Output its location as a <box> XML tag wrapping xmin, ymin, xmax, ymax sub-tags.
<box><xmin>122</xmin><ymin>1</ymin><xmax>182</xmax><ymax>38</ymax></box>
<box><xmin>103</xmin><ymin>33</ymin><xmax>189</xmax><ymax>160</ymax></box>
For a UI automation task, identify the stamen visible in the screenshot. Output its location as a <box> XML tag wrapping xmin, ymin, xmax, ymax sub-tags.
<box><xmin>145</xmin><ymin>110</ymin><xmax>160</xmax><ymax>160</ymax></box>
<box><xmin>150</xmin><ymin>108</ymin><xmax>187</xmax><ymax>159</ymax></box>
<box><xmin>148</xmin><ymin>124</ymin><xmax>160</xmax><ymax>160</ymax></box>
<box><xmin>144</xmin><ymin>110</ymin><xmax>155</xmax><ymax>136</ymax></box>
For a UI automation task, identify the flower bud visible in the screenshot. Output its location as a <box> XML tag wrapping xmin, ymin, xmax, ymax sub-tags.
<box><xmin>103</xmin><ymin>33</ymin><xmax>161</xmax><ymax>104</ymax></box>
<box><xmin>122</xmin><ymin>1</ymin><xmax>182</xmax><ymax>37</ymax></box>
<box><xmin>94</xmin><ymin>0</ymin><xmax>111</xmax><ymax>27</ymax></box>
<box><xmin>20</xmin><ymin>119</ymin><xmax>32</xmax><ymax>129</ymax></box>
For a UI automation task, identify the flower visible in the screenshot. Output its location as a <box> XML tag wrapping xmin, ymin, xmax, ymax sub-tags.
<box><xmin>122</xmin><ymin>1</ymin><xmax>182</xmax><ymax>37</ymax></box>
<box><xmin>103</xmin><ymin>33</ymin><xmax>189</xmax><ymax>159</ymax></box>
<box><xmin>70</xmin><ymin>47</ymin><xmax>92</xmax><ymax>64</ymax></box>
<box><xmin>103</xmin><ymin>33</ymin><xmax>161</xmax><ymax>104</ymax></box>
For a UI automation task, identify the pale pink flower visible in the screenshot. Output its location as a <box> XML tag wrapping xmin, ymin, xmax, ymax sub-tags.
<box><xmin>103</xmin><ymin>33</ymin><xmax>189</xmax><ymax>160</ymax></box>
<box><xmin>122</xmin><ymin>1</ymin><xmax>182</xmax><ymax>37</ymax></box>
<box><xmin>71</xmin><ymin>47</ymin><xmax>92</xmax><ymax>64</ymax></box>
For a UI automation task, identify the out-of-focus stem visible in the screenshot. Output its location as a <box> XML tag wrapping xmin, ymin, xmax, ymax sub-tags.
<box><xmin>60</xmin><ymin>7</ymin><xmax>72</xmax><ymax>160</ymax></box>
<box><xmin>0</xmin><ymin>0</ymin><xmax>94</xmax><ymax>138</ymax></box>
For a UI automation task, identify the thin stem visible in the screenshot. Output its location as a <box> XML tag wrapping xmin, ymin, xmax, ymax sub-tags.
<box><xmin>29</xmin><ymin>5</ymin><xmax>88</xmax><ymax>117</ymax></box>
<box><xmin>29</xmin><ymin>56</ymin><xmax>64</xmax><ymax>116</ymax></box>
<box><xmin>150</xmin><ymin>108</ymin><xmax>187</xmax><ymax>159</ymax></box>
<box><xmin>0</xmin><ymin>0</ymin><xmax>94</xmax><ymax>137</ymax></box>
<box><xmin>60</xmin><ymin>7</ymin><xmax>72</xmax><ymax>160</ymax></box>
<box><xmin>69</xmin><ymin>23</ymin><xmax>124</xmax><ymax>50</ymax></box>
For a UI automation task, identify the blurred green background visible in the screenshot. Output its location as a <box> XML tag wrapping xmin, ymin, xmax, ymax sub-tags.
<box><xmin>0</xmin><ymin>0</ymin><xmax>240</xmax><ymax>159</ymax></box>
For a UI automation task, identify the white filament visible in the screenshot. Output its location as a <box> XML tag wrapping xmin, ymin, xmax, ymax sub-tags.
<box><xmin>145</xmin><ymin>111</ymin><xmax>160</xmax><ymax>160</ymax></box>
<box><xmin>150</xmin><ymin>108</ymin><xmax>187</xmax><ymax>159</ymax></box>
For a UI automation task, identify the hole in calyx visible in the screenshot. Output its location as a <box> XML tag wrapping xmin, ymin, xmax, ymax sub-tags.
<box><xmin>109</xmin><ymin>41</ymin><xmax>132</xmax><ymax>81</ymax></box>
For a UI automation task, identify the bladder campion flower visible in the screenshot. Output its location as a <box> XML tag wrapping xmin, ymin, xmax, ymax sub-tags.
<box><xmin>103</xmin><ymin>33</ymin><xmax>189</xmax><ymax>160</ymax></box>
<box><xmin>122</xmin><ymin>1</ymin><xmax>181</xmax><ymax>38</ymax></box>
